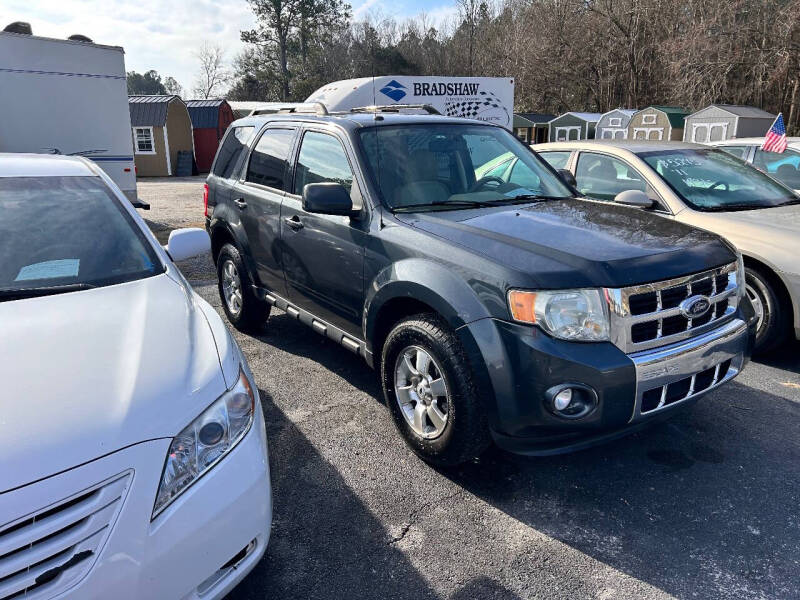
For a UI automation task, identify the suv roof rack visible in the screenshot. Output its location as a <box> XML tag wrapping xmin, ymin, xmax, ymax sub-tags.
<box><xmin>349</xmin><ymin>104</ymin><xmax>441</xmax><ymax>115</ymax></box>
<box><xmin>275</xmin><ymin>102</ymin><xmax>329</xmax><ymax>116</ymax></box>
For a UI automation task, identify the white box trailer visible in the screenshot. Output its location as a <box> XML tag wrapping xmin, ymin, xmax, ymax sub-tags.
<box><xmin>0</xmin><ymin>31</ymin><xmax>144</xmax><ymax>207</ymax></box>
<box><xmin>305</xmin><ymin>76</ymin><xmax>515</xmax><ymax>129</ymax></box>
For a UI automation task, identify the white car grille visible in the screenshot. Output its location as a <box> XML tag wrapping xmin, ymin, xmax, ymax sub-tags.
<box><xmin>0</xmin><ymin>472</ymin><xmax>131</xmax><ymax>600</ymax></box>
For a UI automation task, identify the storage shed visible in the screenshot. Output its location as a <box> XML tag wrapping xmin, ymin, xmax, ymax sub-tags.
<box><xmin>628</xmin><ymin>106</ymin><xmax>688</xmax><ymax>141</ymax></box>
<box><xmin>683</xmin><ymin>105</ymin><xmax>776</xmax><ymax>143</ymax></box>
<box><xmin>513</xmin><ymin>113</ymin><xmax>555</xmax><ymax>144</ymax></box>
<box><xmin>596</xmin><ymin>109</ymin><xmax>637</xmax><ymax>140</ymax></box>
<box><xmin>186</xmin><ymin>99</ymin><xmax>235</xmax><ymax>172</ymax></box>
<box><xmin>129</xmin><ymin>95</ymin><xmax>194</xmax><ymax>176</ymax></box>
<box><xmin>548</xmin><ymin>112</ymin><xmax>601</xmax><ymax>142</ymax></box>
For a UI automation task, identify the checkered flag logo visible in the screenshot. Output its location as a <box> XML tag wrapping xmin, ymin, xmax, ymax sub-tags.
<box><xmin>444</xmin><ymin>90</ymin><xmax>509</xmax><ymax>121</ymax></box>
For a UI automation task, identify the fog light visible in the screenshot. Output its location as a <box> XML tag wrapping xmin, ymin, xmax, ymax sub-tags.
<box><xmin>545</xmin><ymin>384</ymin><xmax>598</xmax><ymax>419</ymax></box>
<box><xmin>553</xmin><ymin>388</ymin><xmax>573</xmax><ymax>411</ymax></box>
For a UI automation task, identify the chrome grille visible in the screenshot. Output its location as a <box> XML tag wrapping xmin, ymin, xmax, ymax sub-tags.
<box><xmin>606</xmin><ymin>262</ymin><xmax>740</xmax><ymax>353</ymax></box>
<box><xmin>0</xmin><ymin>472</ymin><xmax>131</xmax><ymax>600</ymax></box>
<box><xmin>636</xmin><ymin>356</ymin><xmax>740</xmax><ymax>418</ymax></box>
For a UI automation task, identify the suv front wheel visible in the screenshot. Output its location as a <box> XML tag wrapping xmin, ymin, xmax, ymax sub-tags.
<box><xmin>216</xmin><ymin>243</ymin><xmax>270</xmax><ymax>333</ymax></box>
<box><xmin>381</xmin><ymin>314</ymin><xmax>491</xmax><ymax>466</ymax></box>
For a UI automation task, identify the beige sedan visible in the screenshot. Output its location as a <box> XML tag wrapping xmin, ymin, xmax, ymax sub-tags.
<box><xmin>534</xmin><ymin>140</ymin><xmax>800</xmax><ymax>353</ymax></box>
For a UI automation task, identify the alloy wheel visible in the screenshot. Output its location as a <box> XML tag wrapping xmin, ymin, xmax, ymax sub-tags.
<box><xmin>222</xmin><ymin>260</ymin><xmax>243</xmax><ymax>316</ymax></box>
<box><xmin>394</xmin><ymin>345</ymin><xmax>449</xmax><ymax>439</ymax></box>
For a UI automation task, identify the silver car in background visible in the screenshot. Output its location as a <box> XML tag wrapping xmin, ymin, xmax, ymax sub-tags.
<box><xmin>534</xmin><ymin>141</ymin><xmax>800</xmax><ymax>353</ymax></box>
<box><xmin>708</xmin><ymin>137</ymin><xmax>800</xmax><ymax>193</ymax></box>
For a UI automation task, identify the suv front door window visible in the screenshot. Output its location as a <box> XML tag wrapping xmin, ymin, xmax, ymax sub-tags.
<box><xmin>281</xmin><ymin>130</ymin><xmax>366</xmax><ymax>335</ymax></box>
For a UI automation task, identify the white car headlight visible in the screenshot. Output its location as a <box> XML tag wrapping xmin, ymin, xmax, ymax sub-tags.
<box><xmin>508</xmin><ymin>288</ymin><xmax>610</xmax><ymax>341</ymax></box>
<box><xmin>153</xmin><ymin>367</ymin><xmax>256</xmax><ymax>518</ymax></box>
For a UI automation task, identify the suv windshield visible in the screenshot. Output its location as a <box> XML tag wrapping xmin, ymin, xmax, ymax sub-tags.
<box><xmin>639</xmin><ymin>148</ymin><xmax>798</xmax><ymax>211</ymax></box>
<box><xmin>358</xmin><ymin>124</ymin><xmax>573</xmax><ymax>211</ymax></box>
<box><xmin>0</xmin><ymin>176</ymin><xmax>163</xmax><ymax>300</ymax></box>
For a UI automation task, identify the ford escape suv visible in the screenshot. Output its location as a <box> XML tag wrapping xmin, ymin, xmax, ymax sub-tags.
<box><xmin>205</xmin><ymin>104</ymin><xmax>756</xmax><ymax>465</ymax></box>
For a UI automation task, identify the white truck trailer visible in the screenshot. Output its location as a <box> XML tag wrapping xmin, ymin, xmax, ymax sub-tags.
<box><xmin>305</xmin><ymin>76</ymin><xmax>515</xmax><ymax>129</ymax></box>
<box><xmin>0</xmin><ymin>30</ymin><xmax>145</xmax><ymax>207</ymax></box>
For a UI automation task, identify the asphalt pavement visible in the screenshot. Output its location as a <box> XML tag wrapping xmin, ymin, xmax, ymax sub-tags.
<box><xmin>139</xmin><ymin>178</ymin><xmax>800</xmax><ymax>600</ymax></box>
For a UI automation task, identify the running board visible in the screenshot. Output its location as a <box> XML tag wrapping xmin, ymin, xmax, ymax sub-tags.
<box><xmin>254</xmin><ymin>286</ymin><xmax>370</xmax><ymax>361</ymax></box>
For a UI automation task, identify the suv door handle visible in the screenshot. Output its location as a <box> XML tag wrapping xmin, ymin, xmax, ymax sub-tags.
<box><xmin>233</xmin><ymin>198</ymin><xmax>247</xmax><ymax>209</ymax></box>
<box><xmin>284</xmin><ymin>215</ymin><xmax>304</xmax><ymax>231</ymax></box>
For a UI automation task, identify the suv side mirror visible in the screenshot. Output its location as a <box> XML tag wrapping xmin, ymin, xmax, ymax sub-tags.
<box><xmin>613</xmin><ymin>189</ymin><xmax>655</xmax><ymax>208</ymax></box>
<box><xmin>558</xmin><ymin>169</ymin><xmax>577</xmax><ymax>188</ymax></box>
<box><xmin>302</xmin><ymin>183</ymin><xmax>356</xmax><ymax>216</ymax></box>
<box><xmin>165</xmin><ymin>228</ymin><xmax>210</xmax><ymax>262</ymax></box>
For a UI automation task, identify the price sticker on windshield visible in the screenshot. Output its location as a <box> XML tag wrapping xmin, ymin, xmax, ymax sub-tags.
<box><xmin>15</xmin><ymin>259</ymin><xmax>80</xmax><ymax>281</ymax></box>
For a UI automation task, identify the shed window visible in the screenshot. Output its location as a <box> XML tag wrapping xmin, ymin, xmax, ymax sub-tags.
<box><xmin>133</xmin><ymin>127</ymin><xmax>155</xmax><ymax>154</ymax></box>
<box><xmin>608</xmin><ymin>117</ymin><xmax>622</xmax><ymax>127</ymax></box>
<box><xmin>642</xmin><ymin>114</ymin><xmax>657</xmax><ymax>125</ymax></box>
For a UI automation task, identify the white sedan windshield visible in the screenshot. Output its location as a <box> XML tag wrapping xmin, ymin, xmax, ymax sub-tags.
<box><xmin>640</xmin><ymin>149</ymin><xmax>799</xmax><ymax>211</ymax></box>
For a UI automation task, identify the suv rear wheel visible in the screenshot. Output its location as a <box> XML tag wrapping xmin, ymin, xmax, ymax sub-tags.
<box><xmin>381</xmin><ymin>314</ymin><xmax>491</xmax><ymax>466</ymax></box>
<box><xmin>216</xmin><ymin>243</ymin><xmax>270</xmax><ymax>333</ymax></box>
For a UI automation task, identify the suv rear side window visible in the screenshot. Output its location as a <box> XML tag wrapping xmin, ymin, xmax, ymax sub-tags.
<box><xmin>213</xmin><ymin>126</ymin><xmax>254</xmax><ymax>179</ymax></box>
<box><xmin>246</xmin><ymin>128</ymin><xmax>295</xmax><ymax>189</ymax></box>
<box><xmin>293</xmin><ymin>131</ymin><xmax>354</xmax><ymax>195</ymax></box>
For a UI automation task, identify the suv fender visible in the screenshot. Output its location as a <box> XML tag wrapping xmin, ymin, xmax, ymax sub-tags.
<box><xmin>364</xmin><ymin>258</ymin><xmax>501</xmax><ymax>420</ymax></box>
<box><xmin>208</xmin><ymin>216</ymin><xmax>260</xmax><ymax>288</ymax></box>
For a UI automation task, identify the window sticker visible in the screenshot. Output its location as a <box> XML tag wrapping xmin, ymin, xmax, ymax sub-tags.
<box><xmin>16</xmin><ymin>259</ymin><xmax>80</xmax><ymax>281</ymax></box>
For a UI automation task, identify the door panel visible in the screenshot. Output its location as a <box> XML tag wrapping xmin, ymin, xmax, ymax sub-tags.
<box><xmin>237</xmin><ymin>127</ymin><xmax>296</xmax><ymax>294</ymax></box>
<box><xmin>281</xmin><ymin>130</ymin><xmax>366</xmax><ymax>336</ymax></box>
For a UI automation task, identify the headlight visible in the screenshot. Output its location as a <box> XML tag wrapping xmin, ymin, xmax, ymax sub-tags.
<box><xmin>153</xmin><ymin>367</ymin><xmax>256</xmax><ymax>518</ymax></box>
<box><xmin>508</xmin><ymin>288</ymin><xmax>609</xmax><ymax>341</ymax></box>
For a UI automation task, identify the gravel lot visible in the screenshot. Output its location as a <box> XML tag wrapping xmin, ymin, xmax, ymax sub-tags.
<box><xmin>139</xmin><ymin>178</ymin><xmax>800</xmax><ymax>600</ymax></box>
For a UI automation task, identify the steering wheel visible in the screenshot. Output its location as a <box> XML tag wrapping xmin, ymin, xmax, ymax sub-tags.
<box><xmin>469</xmin><ymin>176</ymin><xmax>506</xmax><ymax>193</ymax></box>
<box><xmin>708</xmin><ymin>181</ymin><xmax>729</xmax><ymax>191</ymax></box>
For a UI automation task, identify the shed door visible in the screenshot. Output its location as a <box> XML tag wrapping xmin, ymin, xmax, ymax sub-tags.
<box><xmin>633</xmin><ymin>128</ymin><xmax>663</xmax><ymax>141</ymax></box>
<box><xmin>555</xmin><ymin>126</ymin><xmax>581</xmax><ymax>141</ymax></box>
<box><xmin>691</xmin><ymin>122</ymin><xmax>728</xmax><ymax>143</ymax></box>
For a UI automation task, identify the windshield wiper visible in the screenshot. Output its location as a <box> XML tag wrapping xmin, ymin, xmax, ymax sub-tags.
<box><xmin>392</xmin><ymin>199</ymin><xmax>500</xmax><ymax>212</ymax></box>
<box><xmin>776</xmin><ymin>198</ymin><xmax>800</xmax><ymax>207</ymax></box>
<box><xmin>702</xmin><ymin>203</ymin><xmax>764</xmax><ymax>212</ymax></box>
<box><xmin>0</xmin><ymin>282</ymin><xmax>96</xmax><ymax>302</ymax></box>
<box><xmin>502</xmin><ymin>194</ymin><xmax>569</xmax><ymax>202</ymax></box>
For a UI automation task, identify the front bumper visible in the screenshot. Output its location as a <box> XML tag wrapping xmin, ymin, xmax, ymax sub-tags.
<box><xmin>0</xmin><ymin>404</ymin><xmax>271</xmax><ymax>600</ymax></box>
<box><xmin>782</xmin><ymin>270</ymin><xmax>800</xmax><ymax>339</ymax></box>
<box><xmin>461</xmin><ymin>313</ymin><xmax>753</xmax><ymax>455</ymax></box>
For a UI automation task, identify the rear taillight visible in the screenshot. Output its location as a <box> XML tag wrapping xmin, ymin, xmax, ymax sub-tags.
<box><xmin>203</xmin><ymin>183</ymin><xmax>209</xmax><ymax>217</ymax></box>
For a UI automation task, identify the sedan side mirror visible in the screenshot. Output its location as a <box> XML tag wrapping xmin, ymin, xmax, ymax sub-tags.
<box><xmin>557</xmin><ymin>169</ymin><xmax>577</xmax><ymax>188</ymax></box>
<box><xmin>613</xmin><ymin>189</ymin><xmax>655</xmax><ymax>208</ymax></box>
<box><xmin>164</xmin><ymin>228</ymin><xmax>210</xmax><ymax>262</ymax></box>
<box><xmin>302</xmin><ymin>183</ymin><xmax>357</xmax><ymax>217</ymax></box>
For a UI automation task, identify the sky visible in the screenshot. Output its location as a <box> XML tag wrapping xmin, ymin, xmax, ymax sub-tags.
<box><xmin>2</xmin><ymin>0</ymin><xmax>458</xmax><ymax>96</ymax></box>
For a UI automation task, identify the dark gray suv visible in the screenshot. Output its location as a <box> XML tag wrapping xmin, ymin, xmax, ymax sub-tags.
<box><xmin>205</xmin><ymin>105</ymin><xmax>755</xmax><ymax>466</ymax></box>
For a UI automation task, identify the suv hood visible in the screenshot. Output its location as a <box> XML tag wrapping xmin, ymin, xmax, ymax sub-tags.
<box><xmin>0</xmin><ymin>274</ymin><xmax>227</xmax><ymax>492</ymax></box>
<box><xmin>398</xmin><ymin>200</ymin><xmax>735</xmax><ymax>288</ymax></box>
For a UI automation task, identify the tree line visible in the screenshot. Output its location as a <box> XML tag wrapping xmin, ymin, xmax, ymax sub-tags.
<box><xmin>227</xmin><ymin>0</ymin><xmax>799</xmax><ymax>133</ymax></box>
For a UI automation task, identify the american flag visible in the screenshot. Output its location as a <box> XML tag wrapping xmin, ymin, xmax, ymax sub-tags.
<box><xmin>762</xmin><ymin>113</ymin><xmax>788</xmax><ymax>153</ymax></box>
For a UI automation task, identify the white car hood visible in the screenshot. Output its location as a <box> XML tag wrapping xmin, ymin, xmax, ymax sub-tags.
<box><xmin>0</xmin><ymin>274</ymin><xmax>227</xmax><ymax>492</ymax></box>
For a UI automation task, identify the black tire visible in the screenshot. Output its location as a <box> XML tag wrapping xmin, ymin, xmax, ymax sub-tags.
<box><xmin>380</xmin><ymin>313</ymin><xmax>491</xmax><ymax>466</ymax></box>
<box><xmin>216</xmin><ymin>243</ymin><xmax>270</xmax><ymax>333</ymax></box>
<box><xmin>745</xmin><ymin>265</ymin><xmax>788</xmax><ymax>354</ymax></box>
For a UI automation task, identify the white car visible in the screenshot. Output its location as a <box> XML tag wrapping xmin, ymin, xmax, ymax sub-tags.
<box><xmin>707</xmin><ymin>137</ymin><xmax>800</xmax><ymax>193</ymax></box>
<box><xmin>0</xmin><ymin>154</ymin><xmax>271</xmax><ymax>599</ymax></box>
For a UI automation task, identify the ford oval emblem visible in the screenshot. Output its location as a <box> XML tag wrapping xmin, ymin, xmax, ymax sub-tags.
<box><xmin>680</xmin><ymin>295</ymin><xmax>711</xmax><ymax>319</ymax></box>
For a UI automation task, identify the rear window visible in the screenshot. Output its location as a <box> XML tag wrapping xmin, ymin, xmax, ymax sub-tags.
<box><xmin>212</xmin><ymin>126</ymin><xmax>254</xmax><ymax>179</ymax></box>
<box><xmin>245</xmin><ymin>128</ymin><xmax>295</xmax><ymax>190</ymax></box>
<box><xmin>0</xmin><ymin>176</ymin><xmax>162</xmax><ymax>295</ymax></box>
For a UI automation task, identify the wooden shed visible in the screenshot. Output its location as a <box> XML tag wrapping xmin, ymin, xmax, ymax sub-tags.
<box><xmin>548</xmin><ymin>112</ymin><xmax>601</xmax><ymax>142</ymax></box>
<box><xmin>186</xmin><ymin>99</ymin><xmax>235</xmax><ymax>173</ymax></box>
<box><xmin>513</xmin><ymin>113</ymin><xmax>555</xmax><ymax>144</ymax></box>
<box><xmin>129</xmin><ymin>95</ymin><xmax>194</xmax><ymax>177</ymax></box>
<box><xmin>596</xmin><ymin>109</ymin><xmax>637</xmax><ymax>139</ymax></box>
<box><xmin>628</xmin><ymin>106</ymin><xmax>688</xmax><ymax>141</ymax></box>
<box><xmin>683</xmin><ymin>105</ymin><xmax>776</xmax><ymax>143</ymax></box>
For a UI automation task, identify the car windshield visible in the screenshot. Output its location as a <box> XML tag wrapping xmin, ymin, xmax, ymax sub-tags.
<box><xmin>639</xmin><ymin>148</ymin><xmax>798</xmax><ymax>211</ymax></box>
<box><xmin>0</xmin><ymin>176</ymin><xmax>163</xmax><ymax>300</ymax></box>
<box><xmin>358</xmin><ymin>124</ymin><xmax>573</xmax><ymax>211</ymax></box>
